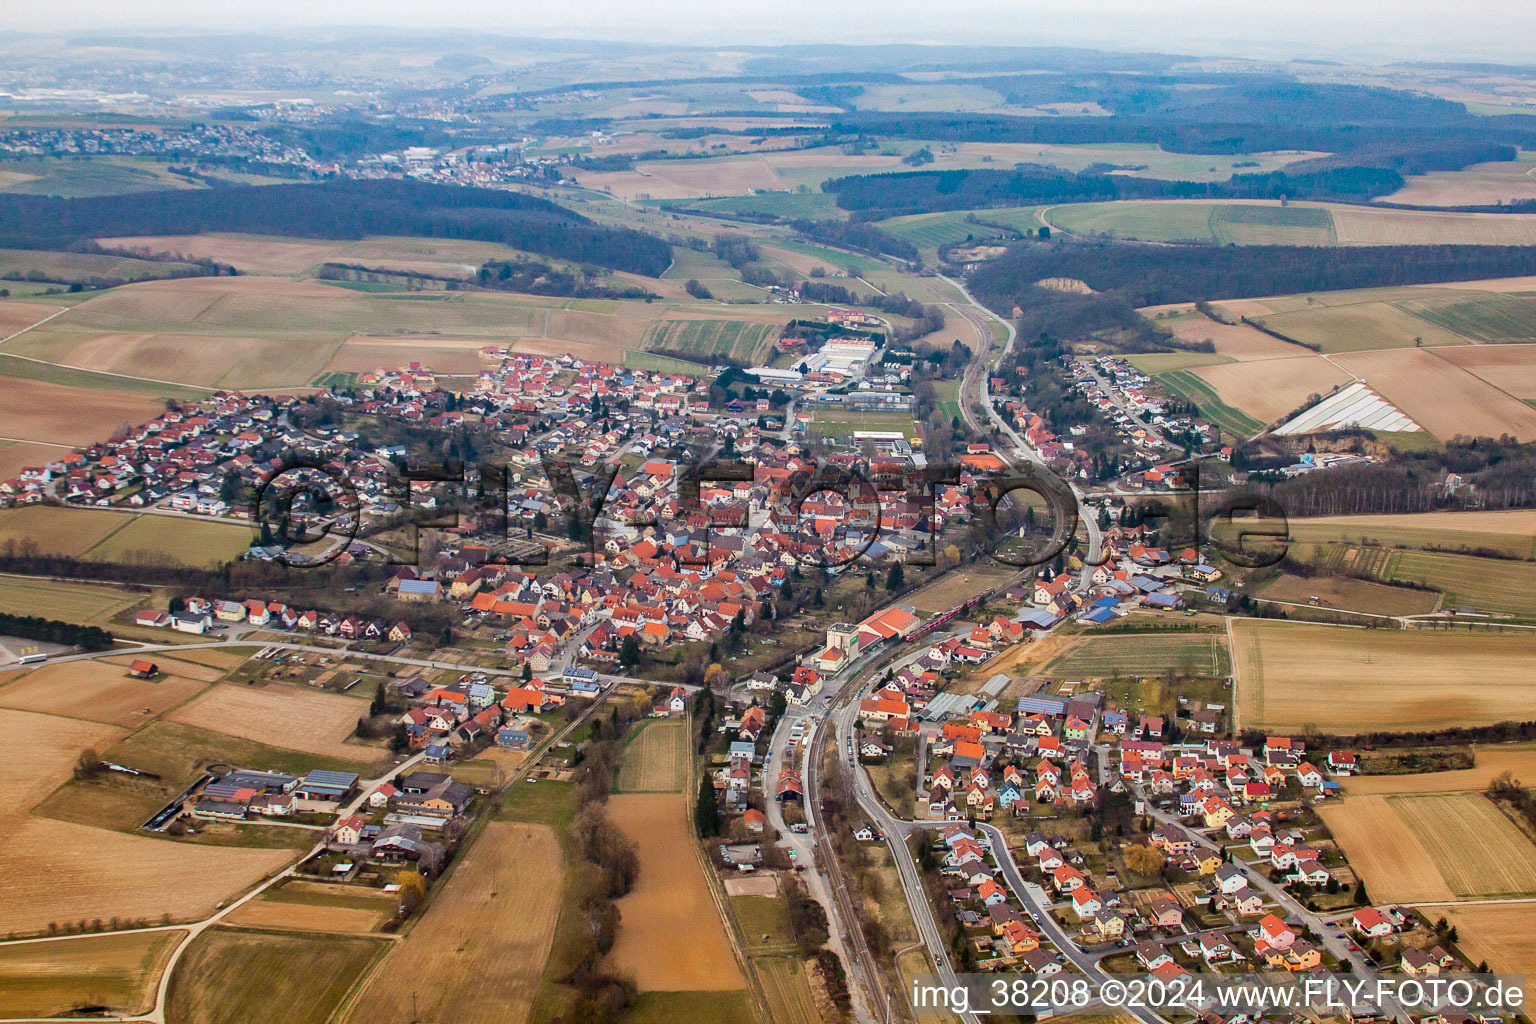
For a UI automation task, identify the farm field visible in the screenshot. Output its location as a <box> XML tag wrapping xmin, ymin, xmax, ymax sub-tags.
<box><xmin>1433</xmin><ymin>343</ymin><xmax>1536</xmax><ymax>398</ymax></box>
<box><xmin>0</xmin><ymin>300</ymin><xmax>66</xmax><ymax>338</ymax></box>
<box><xmin>1376</xmin><ymin>150</ymin><xmax>1536</xmax><ymax>206</ymax></box>
<box><xmin>616</xmin><ymin>719</ymin><xmax>688</xmax><ymax>793</ymax></box>
<box><xmin>1154</xmin><ymin>368</ymin><xmax>1265</xmax><ymax>437</ymax></box>
<box><xmin>222</xmin><ymin>899</ymin><xmax>387</xmax><ymax>934</ymax></box>
<box><xmin>1345</xmin><ymin>744</ymin><xmax>1536</xmax><ymax>795</ymax></box>
<box><xmin>1229</xmin><ymin>620</ymin><xmax>1536</xmax><ymax>732</ymax></box>
<box><xmin>1401</xmin><ymin>292</ymin><xmax>1536</xmax><ymax>344</ymax></box>
<box><xmin>0</xmin><ymin>708</ymin><xmax>294</xmax><ymax>936</ymax></box>
<box><xmin>622</xmin><ymin>991</ymin><xmax>758</xmax><ymax>1024</ymax></box>
<box><xmin>0</xmin><ymin>929</ymin><xmax>184</xmax><ymax>1019</ymax></box>
<box><xmin>167</xmin><ymin>683</ymin><xmax>383</xmax><ymax>761</ymax></box>
<box><xmin>169</xmin><ymin>928</ymin><xmax>384</xmax><ymax>1024</ymax></box>
<box><xmin>98</xmin><ymin>233</ymin><xmax>548</xmax><ymax>277</ymax></box>
<box><xmin>1332</xmin><ymin>347</ymin><xmax>1536</xmax><ymax>442</ymax></box>
<box><xmin>1044</xmin><ymin>200</ymin><xmax>1337</xmax><ymax>245</ymax></box>
<box><xmin>0</xmin><ymin>156</ymin><xmax>202</xmax><ymax>198</ymax></box>
<box><xmin>1255</xmin><ymin>573</ymin><xmax>1440</xmax><ymax>617</ymax></box>
<box><xmin>320</xmin><ymin>336</ymin><xmax>497</xmax><ymax>376</ymax></box>
<box><xmin>345</xmin><ymin>822</ymin><xmax>561</xmax><ymax>1024</ymax></box>
<box><xmin>604</xmin><ymin>792</ymin><xmax>744</xmax><ymax>991</ymax></box>
<box><xmin>754</xmin><ymin>956</ymin><xmax>820</xmax><ymax>1024</ymax></box>
<box><xmin>1044</xmin><ymin>632</ymin><xmax>1231</xmax><ymax>679</ymax></box>
<box><xmin>1389</xmin><ymin>793</ymin><xmax>1536</xmax><ymax>897</ymax></box>
<box><xmin>0</xmin><ymin>573</ymin><xmax>147</xmax><ymax>625</ymax></box>
<box><xmin>643</xmin><ymin>317</ymin><xmax>778</xmax><ymax>364</ymax></box>
<box><xmin>0</xmin><ymin>659</ymin><xmax>211</xmax><ymax>725</ymax></box>
<box><xmin>0</xmin><ymin>504</ymin><xmax>137</xmax><ymax>558</ymax></box>
<box><xmin>1331</xmin><ymin>206</ymin><xmax>1536</xmax><ymax>245</ymax></box>
<box><xmin>1380</xmin><ymin>549</ymin><xmax>1536</xmax><ymax>616</ymax></box>
<box><xmin>0</xmin><ymin>439</ymin><xmax>66</xmax><ymax>479</ymax></box>
<box><xmin>82</xmin><ymin>513</ymin><xmax>253</xmax><ymax>568</ymax></box>
<box><xmin>1243</xmin><ymin>298</ymin><xmax>1473</xmax><ymax>352</ymax></box>
<box><xmin>1282</xmin><ymin>510</ymin><xmax>1536</xmax><ymax>559</ymax></box>
<box><xmin>1316</xmin><ymin>795</ymin><xmax>1454</xmax><ymax>903</ymax></box>
<box><xmin>1185</xmin><ymin>355</ymin><xmax>1351</xmax><ymax>427</ymax></box>
<box><xmin>1125</xmin><ymin>351</ymin><xmax>1232</xmax><ymax>374</ymax></box>
<box><xmin>1433</xmin><ymin>903</ymin><xmax>1536</xmax><ymax>978</ymax></box>
<box><xmin>1137</xmin><ymin>304</ymin><xmax>1310</xmax><ymax>360</ymax></box>
<box><xmin>0</xmin><ymin>248</ymin><xmax>200</xmax><ymax>285</ymax></box>
<box><xmin>0</xmin><ymin>374</ymin><xmax>168</xmax><ymax>445</ymax></box>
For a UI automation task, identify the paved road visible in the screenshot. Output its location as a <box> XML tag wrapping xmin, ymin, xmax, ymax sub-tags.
<box><xmin>941</xmin><ymin>272</ymin><xmax>1103</xmax><ymax>589</ymax></box>
<box><xmin>1134</xmin><ymin>784</ymin><xmax>1410</xmax><ymax>1022</ymax></box>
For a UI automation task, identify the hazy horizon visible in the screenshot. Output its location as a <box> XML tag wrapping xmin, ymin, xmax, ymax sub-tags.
<box><xmin>12</xmin><ymin>0</ymin><xmax>1536</xmax><ymax>65</ymax></box>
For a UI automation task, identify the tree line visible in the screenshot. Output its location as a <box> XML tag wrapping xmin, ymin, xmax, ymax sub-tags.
<box><xmin>0</xmin><ymin>611</ymin><xmax>114</xmax><ymax>652</ymax></box>
<box><xmin>0</xmin><ymin>180</ymin><xmax>674</xmax><ymax>277</ymax></box>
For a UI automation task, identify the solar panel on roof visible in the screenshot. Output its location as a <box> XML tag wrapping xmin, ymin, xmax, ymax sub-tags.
<box><xmin>305</xmin><ymin>769</ymin><xmax>359</xmax><ymax>787</ymax></box>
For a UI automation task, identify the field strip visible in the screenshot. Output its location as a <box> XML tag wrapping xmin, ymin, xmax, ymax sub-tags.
<box><xmin>0</xmin><ymin>349</ymin><xmax>214</xmax><ymax>390</ymax></box>
<box><xmin>1427</xmin><ymin>346</ymin><xmax>1535</xmax><ymax>406</ymax></box>
<box><xmin>0</xmin><ymin>435</ymin><xmax>72</xmax><ymax>448</ymax></box>
<box><xmin>1415</xmin><ymin>897</ymin><xmax>1536</xmax><ymax>906</ymax></box>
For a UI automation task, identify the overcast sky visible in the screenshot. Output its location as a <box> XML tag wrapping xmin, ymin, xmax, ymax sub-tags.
<box><xmin>16</xmin><ymin>0</ymin><xmax>1536</xmax><ymax>64</ymax></box>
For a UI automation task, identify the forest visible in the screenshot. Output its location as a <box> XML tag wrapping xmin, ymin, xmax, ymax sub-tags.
<box><xmin>968</xmin><ymin>239</ymin><xmax>1536</xmax><ymax>309</ymax></box>
<box><xmin>0</xmin><ymin>179</ymin><xmax>674</xmax><ymax>276</ymax></box>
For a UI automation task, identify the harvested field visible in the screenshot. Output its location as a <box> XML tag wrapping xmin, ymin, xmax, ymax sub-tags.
<box><xmin>1378</xmin><ymin>152</ymin><xmax>1536</xmax><ymax>207</ymax></box>
<box><xmin>1230</xmin><ymin>620</ymin><xmax>1536</xmax><ymax>732</ymax></box>
<box><xmin>1158</xmin><ymin>368</ymin><xmax>1265</xmax><ymax>437</ymax></box>
<box><xmin>345</xmin><ymin>822</ymin><xmax>561</xmax><ymax>1024</ymax></box>
<box><xmin>0</xmin><ymin>659</ymin><xmax>210</xmax><ymax>725</ymax></box>
<box><xmin>1256</xmin><ymin>573</ymin><xmax>1440</xmax><ymax>617</ymax></box>
<box><xmin>1189</xmin><ymin>355</ymin><xmax>1351</xmax><ymax>425</ymax></box>
<box><xmin>168</xmin><ymin>683</ymin><xmax>383</xmax><ymax>761</ymax></box>
<box><xmin>1331</xmin><ymin>207</ymin><xmax>1536</xmax><ymax>246</ymax></box>
<box><xmin>224</xmin><ymin>899</ymin><xmax>386</xmax><ymax>934</ymax></box>
<box><xmin>1432</xmin><ymin>903</ymin><xmax>1536</xmax><ymax>978</ymax></box>
<box><xmin>1138</xmin><ymin>305</ymin><xmax>1308</xmax><ymax>360</ymax></box>
<box><xmin>1390</xmin><ymin>793</ymin><xmax>1536</xmax><ymax>897</ymax></box>
<box><xmin>0</xmin><ymin>505</ymin><xmax>135</xmax><ymax>558</ymax></box>
<box><xmin>616</xmin><ymin>719</ymin><xmax>687</xmax><ymax>793</ymax></box>
<box><xmin>0</xmin><ymin>301</ymin><xmax>64</xmax><ymax>338</ymax></box>
<box><xmin>99</xmin><ymin>233</ymin><xmax>535</xmax><ymax>276</ymax></box>
<box><xmin>1433</xmin><ymin>344</ymin><xmax>1536</xmax><ymax>398</ymax></box>
<box><xmin>100</xmin><ymin>652</ymin><xmax>225</xmax><ymax>682</ymax></box>
<box><xmin>0</xmin><ymin>929</ymin><xmax>183</xmax><ymax>1018</ymax></box>
<box><xmin>169</xmin><ymin>928</ymin><xmax>384</xmax><ymax>1024</ymax></box>
<box><xmin>1333</xmin><ymin>347</ymin><xmax>1536</xmax><ymax>442</ymax></box>
<box><xmin>0</xmin><ymin>374</ymin><xmax>166</xmax><ymax>445</ymax></box>
<box><xmin>1283</xmin><ymin>510</ymin><xmax>1536</xmax><ymax>560</ymax></box>
<box><xmin>83</xmin><ymin>513</ymin><xmax>253</xmax><ymax>568</ymax></box>
<box><xmin>0</xmin><ymin>440</ymin><xmax>67</xmax><ymax>479</ymax></box>
<box><xmin>158</xmin><ymin>648</ymin><xmax>253</xmax><ymax>670</ymax></box>
<box><xmin>604</xmin><ymin>792</ymin><xmax>744</xmax><ymax>991</ymax></box>
<box><xmin>1345</xmin><ymin>744</ymin><xmax>1536</xmax><ymax>795</ymax></box>
<box><xmin>1044</xmin><ymin>632</ymin><xmax>1230</xmax><ymax>678</ymax></box>
<box><xmin>0</xmin><ymin>708</ymin><xmax>293</xmax><ymax>935</ymax></box>
<box><xmin>1317</xmin><ymin>795</ymin><xmax>1453</xmax><ymax>903</ymax></box>
<box><xmin>320</xmin><ymin>336</ymin><xmax>497</xmax><ymax>376</ymax></box>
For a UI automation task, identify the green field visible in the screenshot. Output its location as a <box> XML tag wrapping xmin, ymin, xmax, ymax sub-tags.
<box><xmin>1045</xmin><ymin>632</ymin><xmax>1232</xmax><ymax>679</ymax></box>
<box><xmin>83</xmin><ymin>514</ymin><xmax>252</xmax><ymax>568</ymax></box>
<box><xmin>621</xmin><ymin>350</ymin><xmax>706</xmax><ymax>375</ymax></box>
<box><xmin>1126</xmin><ymin>351</ymin><xmax>1234</xmax><ymax>374</ymax></box>
<box><xmin>644</xmin><ymin>318</ymin><xmax>779</xmax><ymax>364</ymax></box>
<box><xmin>1396</xmin><ymin>292</ymin><xmax>1536</xmax><ymax>344</ymax></box>
<box><xmin>731</xmin><ymin>895</ymin><xmax>797</xmax><ymax>954</ymax></box>
<box><xmin>1384</xmin><ymin>549</ymin><xmax>1536</xmax><ymax>617</ymax></box>
<box><xmin>1043</xmin><ymin>201</ymin><xmax>1336</xmax><ymax>245</ymax></box>
<box><xmin>166</xmin><ymin>928</ymin><xmax>385</xmax><ymax>1024</ymax></box>
<box><xmin>1157</xmin><ymin>369</ymin><xmax>1265</xmax><ymax>437</ymax></box>
<box><xmin>622</xmin><ymin>991</ymin><xmax>757</xmax><ymax>1024</ymax></box>
<box><xmin>679</xmin><ymin>191</ymin><xmax>843</xmax><ymax>220</ymax></box>
<box><xmin>614</xmin><ymin>719</ymin><xmax>688</xmax><ymax>793</ymax></box>
<box><xmin>806</xmin><ymin>409</ymin><xmax>919</xmax><ymax>439</ymax></box>
<box><xmin>0</xmin><ymin>573</ymin><xmax>145</xmax><ymax>625</ymax></box>
<box><xmin>876</xmin><ymin>206</ymin><xmax>1042</xmax><ymax>252</ymax></box>
<box><xmin>1278</xmin><ymin>516</ymin><xmax>1536</xmax><ymax>560</ymax></box>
